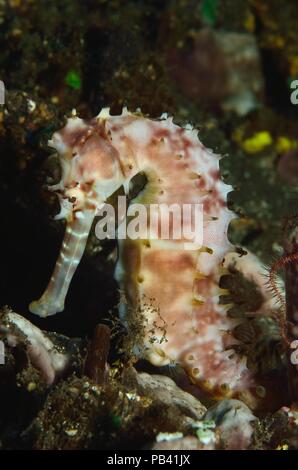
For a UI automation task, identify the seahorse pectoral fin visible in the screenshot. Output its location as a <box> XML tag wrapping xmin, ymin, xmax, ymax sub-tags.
<box><xmin>29</xmin><ymin>209</ymin><xmax>96</xmax><ymax>318</ymax></box>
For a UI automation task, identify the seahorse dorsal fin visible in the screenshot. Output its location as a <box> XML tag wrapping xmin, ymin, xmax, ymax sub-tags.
<box><xmin>123</xmin><ymin>179</ymin><xmax>131</xmax><ymax>196</ymax></box>
<box><xmin>97</xmin><ymin>107</ymin><xmax>110</xmax><ymax>119</ymax></box>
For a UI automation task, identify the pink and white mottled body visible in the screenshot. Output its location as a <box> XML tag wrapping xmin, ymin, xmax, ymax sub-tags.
<box><xmin>29</xmin><ymin>109</ymin><xmax>274</xmax><ymax>397</ymax></box>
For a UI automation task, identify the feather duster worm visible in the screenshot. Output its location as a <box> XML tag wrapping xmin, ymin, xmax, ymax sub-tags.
<box><xmin>29</xmin><ymin>109</ymin><xmax>276</xmax><ymax>398</ymax></box>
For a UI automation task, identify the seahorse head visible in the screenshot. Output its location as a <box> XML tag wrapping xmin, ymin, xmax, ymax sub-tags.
<box><xmin>50</xmin><ymin>111</ymin><xmax>127</xmax><ymax>220</ymax></box>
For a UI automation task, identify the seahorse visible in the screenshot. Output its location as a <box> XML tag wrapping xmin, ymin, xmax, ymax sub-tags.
<box><xmin>29</xmin><ymin>108</ymin><xmax>275</xmax><ymax>399</ymax></box>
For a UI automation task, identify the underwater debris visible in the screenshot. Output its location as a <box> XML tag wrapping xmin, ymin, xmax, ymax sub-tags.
<box><xmin>251</xmin><ymin>404</ymin><xmax>298</xmax><ymax>450</ymax></box>
<box><xmin>84</xmin><ymin>323</ymin><xmax>111</xmax><ymax>385</ymax></box>
<box><xmin>193</xmin><ymin>419</ymin><xmax>217</xmax><ymax>447</ymax></box>
<box><xmin>252</xmin><ymin>0</ymin><xmax>298</xmax><ymax>90</ymax></box>
<box><xmin>204</xmin><ymin>399</ymin><xmax>257</xmax><ymax>450</ymax></box>
<box><xmin>26</xmin><ymin>367</ymin><xmax>207</xmax><ymax>450</ymax></box>
<box><xmin>151</xmin><ymin>399</ymin><xmax>257</xmax><ymax>450</ymax></box>
<box><xmin>0</xmin><ymin>306</ymin><xmax>81</xmax><ymax>386</ymax></box>
<box><xmin>151</xmin><ymin>434</ymin><xmax>216</xmax><ymax>450</ymax></box>
<box><xmin>278</xmin><ymin>149</ymin><xmax>298</xmax><ymax>186</ymax></box>
<box><xmin>167</xmin><ymin>29</ymin><xmax>264</xmax><ymax>115</ymax></box>
<box><xmin>264</xmin><ymin>216</ymin><xmax>298</xmax><ymax>402</ymax></box>
<box><xmin>283</xmin><ymin>223</ymin><xmax>298</xmax><ymax>401</ymax></box>
<box><xmin>65</xmin><ymin>71</ymin><xmax>82</xmax><ymax>91</ymax></box>
<box><xmin>123</xmin><ymin>369</ymin><xmax>207</xmax><ymax>421</ymax></box>
<box><xmin>156</xmin><ymin>431</ymin><xmax>184</xmax><ymax>442</ymax></box>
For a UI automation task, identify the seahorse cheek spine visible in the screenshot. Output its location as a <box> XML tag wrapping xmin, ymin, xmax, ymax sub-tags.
<box><xmin>29</xmin><ymin>108</ymin><xmax>272</xmax><ymax>398</ymax></box>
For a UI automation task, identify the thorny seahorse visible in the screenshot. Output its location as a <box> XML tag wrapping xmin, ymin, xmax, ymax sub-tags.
<box><xmin>29</xmin><ymin>108</ymin><xmax>277</xmax><ymax>401</ymax></box>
